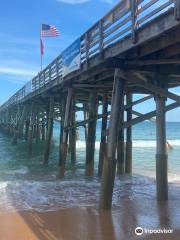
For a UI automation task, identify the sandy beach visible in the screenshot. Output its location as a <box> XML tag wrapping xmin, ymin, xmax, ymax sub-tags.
<box><xmin>0</xmin><ymin>197</ymin><xmax>180</xmax><ymax>240</ymax></box>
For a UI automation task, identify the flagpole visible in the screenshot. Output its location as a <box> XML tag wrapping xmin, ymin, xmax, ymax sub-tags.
<box><xmin>40</xmin><ymin>24</ymin><xmax>43</xmax><ymax>71</ymax></box>
<box><xmin>41</xmin><ymin>45</ymin><xmax>42</xmax><ymax>71</ymax></box>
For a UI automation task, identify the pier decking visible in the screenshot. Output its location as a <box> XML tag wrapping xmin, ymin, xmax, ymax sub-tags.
<box><xmin>0</xmin><ymin>0</ymin><xmax>180</xmax><ymax>209</ymax></box>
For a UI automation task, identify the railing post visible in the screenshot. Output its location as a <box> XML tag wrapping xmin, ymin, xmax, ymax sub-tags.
<box><xmin>56</xmin><ymin>59</ymin><xmax>59</xmax><ymax>77</ymax></box>
<box><xmin>131</xmin><ymin>0</ymin><xmax>138</xmax><ymax>43</ymax></box>
<box><xmin>38</xmin><ymin>73</ymin><xmax>40</xmax><ymax>90</ymax></box>
<box><xmin>49</xmin><ymin>66</ymin><xmax>52</xmax><ymax>82</ymax></box>
<box><xmin>99</xmin><ymin>20</ymin><xmax>104</xmax><ymax>60</ymax></box>
<box><xmin>175</xmin><ymin>0</ymin><xmax>180</xmax><ymax>20</ymax></box>
<box><xmin>43</xmin><ymin>71</ymin><xmax>45</xmax><ymax>86</ymax></box>
<box><xmin>85</xmin><ymin>33</ymin><xmax>89</xmax><ymax>69</ymax></box>
<box><xmin>35</xmin><ymin>78</ymin><xmax>37</xmax><ymax>91</ymax></box>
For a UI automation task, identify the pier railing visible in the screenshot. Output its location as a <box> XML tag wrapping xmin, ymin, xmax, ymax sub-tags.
<box><xmin>0</xmin><ymin>0</ymin><xmax>176</xmax><ymax>110</ymax></box>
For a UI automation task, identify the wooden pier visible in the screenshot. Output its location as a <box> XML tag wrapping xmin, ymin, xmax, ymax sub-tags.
<box><xmin>0</xmin><ymin>0</ymin><xmax>180</xmax><ymax>209</ymax></box>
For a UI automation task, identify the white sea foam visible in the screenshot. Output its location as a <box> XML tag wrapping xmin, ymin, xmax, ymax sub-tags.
<box><xmin>0</xmin><ymin>174</ymin><xmax>180</xmax><ymax>213</ymax></box>
<box><xmin>5</xmin><ymin>166</ymin><xmax>28</xmax><ymax>175</ymax></box>
<box><xmin>76</xmin><ymin>139</ymin><xmax>180</xmax><ymax>149</ymax></box>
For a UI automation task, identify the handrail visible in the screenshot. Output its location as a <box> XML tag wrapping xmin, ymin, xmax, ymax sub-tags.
<box><xmin>0</xmin><ymin>0</ymin><xmax>176</xmax><ymax>111</ymax></box>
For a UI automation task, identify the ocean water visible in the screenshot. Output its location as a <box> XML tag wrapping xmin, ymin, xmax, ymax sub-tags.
<box><xmin>0</xmin><ymin>121</ymin><xmax>180</xmax><ymax>213</ymax></box>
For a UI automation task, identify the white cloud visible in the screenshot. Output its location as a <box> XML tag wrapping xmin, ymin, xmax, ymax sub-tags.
<box><xmin>57</xmin><ymin>0</ymin><xmax>115</xmax><ymax>4</ymax></box>
<box><xmin>57</xmin><ymin>0</ymin><xmax>90</xmax><ymax>4</ymax></box>
<box><xmin>0</xmin><ymin>67</ymin><xmax>35</xmax><ymax>77</ymax></box>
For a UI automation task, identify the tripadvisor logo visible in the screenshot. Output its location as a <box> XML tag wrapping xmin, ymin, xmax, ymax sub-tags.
<box><xmin>135</xmin><ymin>227</ymin><xmax>143</xmax><ymax>236</ymax></box>
<box><xmin>135</xmin><ymin>227</ymin><xmax>173</xmax><ymax>236</ymax></box>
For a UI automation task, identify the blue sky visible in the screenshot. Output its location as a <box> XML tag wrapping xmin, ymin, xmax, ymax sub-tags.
<box><xmin>0</xmin><ymin>0</ymin><xmax>179</xmax><ymax>121</ymax></box>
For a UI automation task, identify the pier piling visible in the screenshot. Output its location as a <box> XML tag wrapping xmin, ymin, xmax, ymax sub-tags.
<box><xmin>59</xmin><ymin>88</ymin><xmax>73</xmax><ymax>178</ymax></box>
<box><xmin>125</xmin><ymin>93</ymin><xmax>133</xmax><ymax>174</ymax></box>
<box><xmin>98</xmin><ymin>94</ymin><xmax>108</xmax><ymax>177</ymax></box>
<box><xmin>44</xmin><ymin>97</ymin><xmax>54</xmax><ymax>165</ymax></box>
<box><xmin>156</xmin><ymin>95</ymin><xmax>168</xmax><ymax>201</ymax></box>
<box><xmin>85</xmin><ymin>92</ymin><xmax>98</xmax><ymax>176</ymax></box>
<box><xmin>117</xmin><ymin>98</ymin><xmax>125</xmax><ymax>175</ymax></box>
<box><xmin>100</xmin><ymin>69</ymin><xmax>125</xmax><ymax>209</ymax></box>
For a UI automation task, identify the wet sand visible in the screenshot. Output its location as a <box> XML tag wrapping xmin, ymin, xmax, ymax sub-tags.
<box><xmin>0</xmin><ymin>199</ymin><xmax>180</xmax><ymax>240</ymax></box>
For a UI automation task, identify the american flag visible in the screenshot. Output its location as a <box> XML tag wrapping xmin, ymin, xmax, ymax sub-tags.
<box><xmin>41</xmin><ymin>24</ymin><xmax>60</xmax><ymax>37</ymax></box>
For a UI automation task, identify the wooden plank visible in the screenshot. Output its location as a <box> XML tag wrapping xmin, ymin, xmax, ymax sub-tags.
<box><xmin>138</xmin><ymin>1</ymin><xmax>173</xmax><ymax>26</ymax></box>
<box><xmin>127</xmin><ymin>59</ymin><xmax>180</xmax><ymax>66</ymax></box>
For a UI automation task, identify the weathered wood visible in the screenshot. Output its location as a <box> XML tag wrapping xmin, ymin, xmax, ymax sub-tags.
<box><xmin>83</xmin><ymin>103</ymin><xmax>88</xmax><ymax>146</ymax></box>
<box><xmin>11</xmin><ymin>106</ymin><xmax>26</xmax><ymax>145</ymax></box>
<box><xmin>35</xmin><ymin>107</ymin><xmax>40</xmax><ymax>143</ymax></box>
<box><xmin>85</xmin><ymin>92</ymin><xmax>98</xmax><ymax>176</ymax></box>
<box><xmin>100</xmin><ymin>69</ymin><xmax>125</xmax><ymax>209</ymax></box>
<box><xmin>123</xmin><ymin>101</ymin><xmax>180</xmax><ymax>129</ymax></box>
<box><xmin>27</xmin><ymin>103</ymin><xmax>35</xmax><ymax>155</ymax></box>
<box><xmin>175</xmin><ymin>0</ymin><xmax>180</xmax><ymax>20</ymax></box>
<box><xmin>125</xmin><ymin>93</ymin><xmax>133</xmax><ymax>174</ymax></box>
<box><xmin>44</xmin><ymin>97</ymin><xmax>54</xmax><ymax>164</ymax></box>
<box><xmin>25</xmin><ymin>118</ymin><xmax>30</xmax><ymax>142</ymax></box>
<box><xmin>127</xmin><ymin>59</ymin><xmax>180</xmax><ymax>66</ymax></box>
<box><xmin>69</xmin><ymin>99</ymin><xmax>76</xmax><ymax>166</ymax></box>
<box><xmin>155</xmin><ymin>95</ymin><xmax>168</xmax><ymax>201</ymax></box>
<box><xmin>121</xmin><ymin>72</ymin><xmax>180</xmax><ymax>104</ymax></box>
<box><xmin>98</xmin><ymin>94</ymin><xmax>108</xmax><ymax>177</ymax></box>
<box><xmin>11</xmin><ymin>106</ymin><xmax>21</xmax><ymax>145</ymax></box>
<box><xmin>41</xmin><ymin>113</ymin><xmax>46</xmax><ymax>141</ymax></box>
<box><xmin>117</xmin><ymin>96</ymin><xmax>125</xmax><ymax>175</ymax></box>
<box><xmin>59</xmin><ymin>100</ymin><xmax>65</xmax><ymax>172</ymax></box>
<box><xmin>59</xmin><ymin>88</ymin><xmax>73</xmax><ymax>178</ymax></box>
<box><xmin>131</xmin><ymin>0</ymin><xmax>137</xmax><ymax>43</ymax></box>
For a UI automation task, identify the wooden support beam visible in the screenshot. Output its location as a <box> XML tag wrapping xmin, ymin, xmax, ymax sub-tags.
<box><xmin>155</xmin><ymin>95</ymin><xmax>168</xmax><ymax>201</ymax></box>
<box><xmin>85</xmin><ymin>92</ymin><xmax>98</xmax><ymax>176</ymax></box>
<box><xmin>117</xmin><ymin>96</ymin><xmax>125</xmax><ymax>175</ymax></box>
<box><xmin>122</xmin><ymin>71</ymin><xmax>180</xmax><ymax>104</ymax></box>
<box><xmin>11</xmin><ymin>106</ymin><xmax>21</xmax><ymax>145</ymax></box>
<box><xmin>44</xmin><ymin>97</ymin><xmax>54</xmax><ymax>164</ymax></box>
<box><xmin>59</xmin><ymin>99</ymin><xmax>65</xmax><ymax>173</ymax></box>
<box><xmin>73</xmin><ymin>84</ymin><xmax>112</xmax><ymax>88</ymax></box>
<box><xmin>69</xmin><ymin>99</ymin><xmax>76</xmax><ymax>166</ymax></box>
<box><xmin>123</xmin><ymin>102</ymin><xmax>180</xmax><ymax>129</ymax></box>
<box><xmin>35</xmin><ymin>107</ymin><xmax>40</xmax><ymax>143</ymax></box>
<box><xmin>25</xmin><ymin>118</ymin><xmax>30</xmax><ymax>142</ymax></box>
<box><xmin>27</xmin><ymin>103</ymin><xmax>35</xmax><ymax>155</ymax></box>
<box><xmin>59</xmin><ymin>88</ymin><xmax>73</xmax><ymax>178</ymax></box>
<box><xmin>65</xmin><ymin>95</ymin><xmax>153</xmax><ymax>130</ymax></box>
<box><xmin>11</xmin><ymin>105</ymin><xmax>26</xmax><ymax>145</ymax></box>
<box><xmin>175</xmin><ymin>0</ymin><xmax>180</xmax><ymax>20</ymax></box>
<box><xmin>127</xmin><ymin>59</ymin><xmax>180</xmax><ymax>66</ymax></box>
<box><xmin>125</xmin><ymin>93</ymin><xmax>133</xmax><ymax>174</ymax></box>
<box><xmin>41</xmin><ymin>113</ymin><xmax>46</xmax><ymax>141</ymax></box>
<box><xmin>98</xmin><ymin>94</ymin><xmax>108</xmax><ymax>177</ymax></box>
<box><xmin>130</xmin><ymin>0</ymin><xmax>137</xmax><ymax>43</ymax></box>
<box><xmin>83</xmin><ymin>103</ymin><xmax>88</xmax><ymax>146</ymax></box>
<box><xmin>132</xmin><ymin>110</ymin><xmax>155</xmax><ymax>122</ymax></box>
<box><xmin>100</xmin><ymin>69</ymin><xmax>125</xmax><ymax>210</ymax></box>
